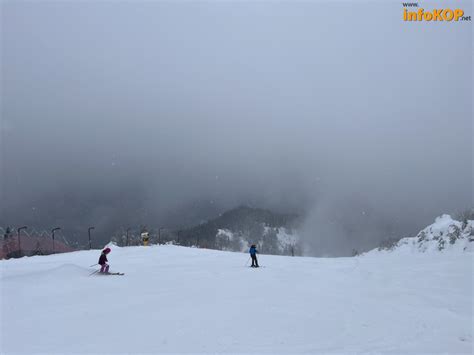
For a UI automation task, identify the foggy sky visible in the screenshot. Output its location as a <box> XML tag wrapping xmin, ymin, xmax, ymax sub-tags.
<box><xmin>1</xmin><ymin>1</ymin><xmax>472</xmax><ymax>253</ymax></box>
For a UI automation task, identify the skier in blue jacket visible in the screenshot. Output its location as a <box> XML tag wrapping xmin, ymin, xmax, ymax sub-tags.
<box><xmin>249</xmin><ymin>244</ymin><xmax>259</xmax><ymax>268</ymax></box>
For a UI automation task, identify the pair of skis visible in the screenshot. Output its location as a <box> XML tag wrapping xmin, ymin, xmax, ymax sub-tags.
<box><xmin>89</xmin><ymin>270</ymin><xmax>124</xmax><ymax>276</ymax></box>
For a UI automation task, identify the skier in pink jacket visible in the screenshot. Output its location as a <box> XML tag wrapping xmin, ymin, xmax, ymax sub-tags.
<box><xmin>98</xmin><ymin>248</ymin><xmax>111</xmax><ymax>273</ymax></box>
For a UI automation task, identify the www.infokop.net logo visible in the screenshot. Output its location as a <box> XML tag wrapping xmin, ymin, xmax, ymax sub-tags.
<box><xmin>403</xmin><ymin>3</ymin><xmax>471</xmax><ymax>22</ymax></box>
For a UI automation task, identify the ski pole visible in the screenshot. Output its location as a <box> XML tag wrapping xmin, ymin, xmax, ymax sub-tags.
<box><xmin>89</xmin><ymin>263</ymin><xmax>98</xmax><ymax>267</ymax></box>
<box><xmin>245</xmin><ymin>256</ymin><xmax>251</xmax><ymax>267</ymax></box>
<box><xmin>89</xmin><ymin>269</ymin><xmax>100</xmax><ymax>276</ymax></box>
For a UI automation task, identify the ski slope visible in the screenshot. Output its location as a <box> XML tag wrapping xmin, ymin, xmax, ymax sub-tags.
<box><xmin>1</xmin><ymin>245</ymin><xmax>472</xmax><ymax>353</ymax></box>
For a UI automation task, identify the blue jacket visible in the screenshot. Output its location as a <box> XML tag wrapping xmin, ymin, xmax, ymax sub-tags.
<box><xmin>249</xmin><ymin>246</ymin><xmax>258</xmax><ymax>255</ymax></box>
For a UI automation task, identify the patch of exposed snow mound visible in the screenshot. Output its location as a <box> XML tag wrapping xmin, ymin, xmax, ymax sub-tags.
<box><xmin>104</xmin><ymin>241</ymin><xmax>119</xmax><ymax>249</ymax></box>
<box><xmin>367</xmin><ymin>214</ymin><xmax>474</xmax><ymax>255</ymax></box>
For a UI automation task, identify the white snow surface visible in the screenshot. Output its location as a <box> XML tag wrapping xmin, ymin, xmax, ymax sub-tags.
<box><xmin>1</xmin><ymin>245</ymin><xmax>472</xmax><ymax>354</ymax></box>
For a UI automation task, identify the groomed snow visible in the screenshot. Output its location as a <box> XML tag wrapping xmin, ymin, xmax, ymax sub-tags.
<box><xmin>1</xmin><ymin>245</ymin><xmax>472</xmax><ymax>353</ymax></box>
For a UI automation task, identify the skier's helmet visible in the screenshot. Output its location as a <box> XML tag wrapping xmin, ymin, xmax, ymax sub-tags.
<box><xmin>103</xmin><ymin>247</ymin><xmax>111</xmax><ymax>254</ymax></box>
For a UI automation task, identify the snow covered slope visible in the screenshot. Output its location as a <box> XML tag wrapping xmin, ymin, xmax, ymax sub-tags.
<box><xmin>368</xmin><ymin>214</ymin><xmax>474</xmax><ymax>255</ymax></box>
<box><xmin>1</xmin><ymin>245</ymin><xmax>472</xmax><ymax>353</ymax></box>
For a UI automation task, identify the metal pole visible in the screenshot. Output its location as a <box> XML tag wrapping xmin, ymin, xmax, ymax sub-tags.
<box><xmin>17</xmin><ymin>226</ymin><xmax>27</xmax><ymax>257</ymax></box>
<box><xmin>245</xmin><ymin>256</ymin><xmax>251</xmax><ymax>267</ymax></box>
<box><xmin>51</xmin><ymin>227</ymin><xmax>61</xmax><ymax>254</ymax></box>
<box><xmin>88</xmin><ymin>227</ymin><xmax>95</xmax><ymax>250</ymax></box>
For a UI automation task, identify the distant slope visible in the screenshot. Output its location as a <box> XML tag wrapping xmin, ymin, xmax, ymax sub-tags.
<box><xmin>367</xmin><ymin>214</ymin><xmax>474</xmax><ymax>255</ymax></box>
<box><xmin>173</xmin><ymin>206</ymin><xmax>301</xmax><ymax>255</ymax></box>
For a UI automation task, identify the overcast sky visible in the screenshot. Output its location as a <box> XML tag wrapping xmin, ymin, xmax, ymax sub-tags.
<box><xmin>1</xmin><ymin>1</ymin><xmax>472</xmax><ymax>253</ymax></box>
